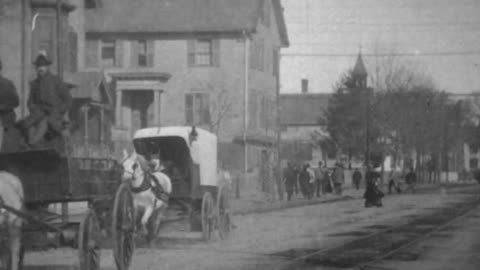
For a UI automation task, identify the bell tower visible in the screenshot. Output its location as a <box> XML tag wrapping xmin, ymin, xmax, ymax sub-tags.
<box><xmin>352</xmin><ymin>50</ymin><xmax>368</xmax><ymax>88</ymax></box>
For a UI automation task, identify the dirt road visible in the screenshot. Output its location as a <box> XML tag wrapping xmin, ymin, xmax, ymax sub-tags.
<box><xmin>24</xmin><ymin>184</ymin><xmax>480</xmax><ymax>270</ymax></box>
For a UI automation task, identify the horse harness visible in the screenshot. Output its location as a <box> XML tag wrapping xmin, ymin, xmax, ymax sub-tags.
<box><xmin>130</xmin><ymin>172</ymin><xmax>169</xmax><ymax>203</ymax></box>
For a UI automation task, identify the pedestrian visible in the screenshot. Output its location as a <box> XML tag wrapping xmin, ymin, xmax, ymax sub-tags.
<box><xmin>0</xmin><ymin>58</ymin><xmax>23</xmax><ymax>152</ymax></box>
<box><xmin>332</xmin><ymin>163</ymin><xmax>345</xmax><ymax>195</ymax></box>
<box><xmin>306</xmin><ymin>164</ymin><xmax>315</xmax><ymax>199</ymax></box>
<box><xmin>352</xmin><ymin>168</ymin><xmax>362</xmax><ymax>190</ymax></box>
<box><xmin>283</xmin><ymin>162</ymin><xmax>296</xmax><ymax>201</ymax></box>
<box><xmin>323</xmin><ymin>169</ymin><xmax>333</xmax><ymax>193</ymax></box>
<box><xmin>21</xmin><ymin>54</ymin><xmax>72</xmax><ymax>149</ymax></box>
<box><xmin>364</xmin><ymin>170</ymin><xmax>384</xmax><ymax>207</ymax></box>
<box><xmin>404</xmin><ymin>168</ymin><xmax>417</xmax><ymax>193</ymax></box>
<box><xmin>388</xmin><ymin>170</ymin><xmax>402</xmax><ymax>194</ymax></box>
<box><xmin>299</xmin><ymin>164</ymin><xmax>311</xmax><ymax>199</ymax></box>
<box><xmin>292</xmin><ymin>164</ymin><xmax>300</xmax><ymax>196</ymax></box>
<box><xmin>314</xmin><ymin>161</ymin><xmax>324</xmax><ymax>197</ymax></box>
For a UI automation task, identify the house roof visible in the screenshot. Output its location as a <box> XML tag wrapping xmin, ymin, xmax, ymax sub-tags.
<box><xmin>280</xmin><ymin>93</ymin><xmax>330</xmax><ymax>126</ymax></box>
<box><xmin>85</xmin><ymin>0</ymin><xmax>289</xmax><ymax>46</ymax></box>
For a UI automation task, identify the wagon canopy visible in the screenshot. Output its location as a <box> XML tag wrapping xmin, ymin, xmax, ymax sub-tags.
<box><xmin>133</xmin><ymin>126</ymin><xmax>218</xmax><ymax>187</ymax></box>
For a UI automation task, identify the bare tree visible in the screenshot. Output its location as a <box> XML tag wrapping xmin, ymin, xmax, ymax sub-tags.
<box><xmin>209</xmin><ymin>87</ymin><xmax>235</xmax><ymax>134</ymax></box>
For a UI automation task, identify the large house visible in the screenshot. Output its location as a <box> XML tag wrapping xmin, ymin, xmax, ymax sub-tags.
<box><xmin>0</xmin><ymin>0</ymin><xmax>289</xmax><ymax>176</ymax></box>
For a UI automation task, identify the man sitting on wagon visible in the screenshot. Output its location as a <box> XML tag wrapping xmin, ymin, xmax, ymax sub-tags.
<box><xmin>21</xmin><ymin>54</ymin><xmax>72</xmax><ymax>150</ymax></box>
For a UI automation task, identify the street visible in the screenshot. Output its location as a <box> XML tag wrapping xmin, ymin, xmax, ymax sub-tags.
<box><xmin>23</xmin><ymin>184</ymin><xmax>480</xmax><ymax>270</ymax></box>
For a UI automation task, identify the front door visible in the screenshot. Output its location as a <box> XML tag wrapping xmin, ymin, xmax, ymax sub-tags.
<box><xmin>125</xmin><ymin>90</ymin><xmax>153</xmax><ymax>133</ymax></box>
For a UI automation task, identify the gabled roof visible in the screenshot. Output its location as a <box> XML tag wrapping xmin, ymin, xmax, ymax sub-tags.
<box><xmin>280</xmin><ymin>93</ymin><xmax>330</xmax><ymax>126</ymax></box>
<box><xmin>352</xmin><ymin>52</ymin><xmax>368</xmax><ymax>77</ymax></box>
<box><xmin>85</xmin><ymin>0</ymin><xmax>289</xmax><ymax>46</ymax></box>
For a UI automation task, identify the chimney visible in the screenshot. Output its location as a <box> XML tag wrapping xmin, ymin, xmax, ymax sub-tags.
<box><xmin>301</xmin><ymin>78</ymin><xmax>309</xmax><ymax>93</ymax></box>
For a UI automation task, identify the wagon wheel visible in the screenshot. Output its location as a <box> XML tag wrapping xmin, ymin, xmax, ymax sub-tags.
<box><xmin>216</xmin><ymin>184</ymin><xmax>231</xmax><ymax>240</ymax></box>
<box><xmin>201</xmin><ymin>192</ymin><xmax>214</xmax><ymax>241</ymax></box>
<box><xmin>112</xmin><ymin>183</ymin><xmax>135</xmax><ymax>270</ymax></box>
<box><xmin>78</xmin><ymin>209</ymin><xmax>101</xmax><ymax>270</ymax></box>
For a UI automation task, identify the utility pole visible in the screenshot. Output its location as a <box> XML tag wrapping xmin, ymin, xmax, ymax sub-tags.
<box><xmin>56</xmin><ymin>0</ymin><xmax>68</xmax><ymax>223</ymax></box>
<box><xmin>56</xmin><ymin>0</ymin><xmax>63</xmax><ymax>80</ymax></box>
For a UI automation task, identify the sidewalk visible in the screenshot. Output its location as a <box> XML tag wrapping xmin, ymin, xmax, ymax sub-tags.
<box><xmin>230</xmin><ymin>182</ymin><xmax>446</xmax><ymax>215</ymax></box>
<box><xmin>230</xmin><ymin>188</ymin><xmax>364</xmax><ymax>215</ymax></box>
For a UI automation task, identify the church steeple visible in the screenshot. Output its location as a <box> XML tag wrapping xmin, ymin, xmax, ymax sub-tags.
<box><xmin>352</xmin><ymin>50</ymin><xmax>368</xmax><ymax>88</ymax></box>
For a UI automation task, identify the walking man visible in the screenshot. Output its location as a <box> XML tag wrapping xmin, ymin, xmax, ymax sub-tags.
<box><xmin>283</xmin><ymin>162</ymin><xmax>296</xmax><ymax>201</ymax></box>
<box><xmin>404</xmin><ymin>168</ymin><xmax>417</xmax><ymax>193</ymax></box>
<box><xmin>332</xmin><ymin>163</ymin><xmax>345</xmax><ymax>195</ymax></box>
<box><xmin>22</xmin><ymin>54</ymin><xmax>72</xmax><ymax>148</ymax></box>
<box><xmin>352</xmin><ymin>168</ymin><xmax>362</xmax><ymax>190</ymax></box>
<box><xmin>314</xmin><ymin>161</ymin><xmax>324</xmax><ymax>197</ymax></box>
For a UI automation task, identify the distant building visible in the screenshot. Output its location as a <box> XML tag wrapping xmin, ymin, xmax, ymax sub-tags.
<box><xmin>279</xmin><ymin>92</ymin><xmax>331</xmax><ymax>165</ymax></box>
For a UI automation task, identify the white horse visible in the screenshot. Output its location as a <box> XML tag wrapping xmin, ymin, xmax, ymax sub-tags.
<box><xmin>0</xmin><ymin>172</ymin><xmax>24</xmax><ymax>270</ymax></box>
<box><xmin>121</xmin><ymin>151</ymin><xmax>172</xmax><ymax>237</ymax></box>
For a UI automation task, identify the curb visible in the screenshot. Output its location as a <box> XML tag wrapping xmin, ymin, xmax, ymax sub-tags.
<box><xmin>231</xmin><ymin>195</ymin><xmax>357</xmax><ymax>216</ymax></box>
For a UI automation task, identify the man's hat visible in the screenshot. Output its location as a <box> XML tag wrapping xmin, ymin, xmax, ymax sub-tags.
<box><xmin>33</xmin><ymin>54</ymin><xmax>52</xmax><ymax>67</ymax></box>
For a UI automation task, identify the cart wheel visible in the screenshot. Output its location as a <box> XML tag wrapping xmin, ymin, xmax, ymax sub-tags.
<box><xmin>216</xmin><ymin>185</ymin><xmax>231</xmax><ymax>240</ymax></box>
<box><xmin>78</xmin><ymin>209</ymin><xmax>101</xmax><ymax>270</ymax></box>
<box><xmin>112</xmin><ymin>183</ymin><xmax>135</xmax><ymax>270</ymax></box>
<box><xmin>201</xmin><ymin>192</ymin><xmax>214</xmax><ymax>241</ymax></box>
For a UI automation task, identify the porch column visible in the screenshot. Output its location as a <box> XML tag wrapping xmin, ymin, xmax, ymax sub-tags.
<box><xmin>115</xmin><ymin>90</ymin><xmax>123</xmax><ymax>127</ymax></box>
<box><xmin>153</xmin><ymin>90</ymin><xmax>160</xmax><ymax>126</ymax></box>
<box><xmin>99</xmin><ymin>108</ymin><xmax>105</xmax><ymax>142</ymax></box>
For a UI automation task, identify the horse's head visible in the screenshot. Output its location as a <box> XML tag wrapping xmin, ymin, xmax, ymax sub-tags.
<box><xmin>121</xmin><ymin>150</ymin><xmax>148</xmax><ymax>182</ymax></box>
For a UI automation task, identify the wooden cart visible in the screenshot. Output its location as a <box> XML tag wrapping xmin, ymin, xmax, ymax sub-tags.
<box><xmin>0</xmin><ymin>148</ymin><xmax>134</xmax><ymax>270</ymax></box>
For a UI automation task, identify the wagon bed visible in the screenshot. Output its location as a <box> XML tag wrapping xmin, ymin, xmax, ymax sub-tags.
<box><xmin>0</xmin><ymin>148</ymin><xmax>120</xmax><ymax>205</ymax></box>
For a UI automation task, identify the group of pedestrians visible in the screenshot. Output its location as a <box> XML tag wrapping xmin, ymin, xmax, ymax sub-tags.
<box><xmin>282</xmin><ymin>161</ymin><xmax>346</xmax><ymax>201</ymax></box>
<box><xmin>282</xmin><ymin>160</ymin><xmax>419</xmax><ymax>207</ymax></box>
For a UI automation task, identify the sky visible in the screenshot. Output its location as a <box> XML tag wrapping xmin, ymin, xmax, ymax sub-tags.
<box><xmin>280</xmin><ymin>0</ymin><xmax>480</xmax><ymax>94</ymax></box>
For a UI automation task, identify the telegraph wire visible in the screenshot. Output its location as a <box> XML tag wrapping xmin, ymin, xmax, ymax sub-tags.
<box><xmin>282</xmin><ymin>51</ymin><xmax>480</xmax><ymax>58</ymax></box>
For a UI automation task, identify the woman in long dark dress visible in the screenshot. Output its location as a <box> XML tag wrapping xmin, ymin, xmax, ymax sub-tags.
<box><xmin>364</xmin><ymin>170</ymin><xmax>384</xmax><ymax>207</ymax></box>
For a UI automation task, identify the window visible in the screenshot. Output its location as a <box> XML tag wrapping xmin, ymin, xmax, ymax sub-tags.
<box><xmin>249</xmin><ymin>91</ymin><xmax>258</xmax><ymax>128</ymax></box>
<box><xmin>137</xmin><ymin>40</ymin><xmax>147</xmax><ymax>66</ymax></box>
<box><xmin>260</xmin><ymin>97</ymin><xmax>267</xmax><ymax>128</ymax></box>
<box><xmin>301</xmin><ymin>79</ymin><xmax>309</xmax><ymax>93</ymax></box>
<box><xmin>188</xmin><ymin>39</ymin><xmax>220</xmax><ymax>67</ymax></box>
<box><xmin>185</xmin><ymin>93</ymin><xmax>211</xmax><ymax>125</ymax></box>
<box><xmin>101</xmin><ymin>40</ymin><xmax>115</xmax><ymax>67</ymax></box>
<box><xmin>67</xmin><ymin>30</ymin><xmax>78</xmax><ymax>72</ymax></box>
<box><xmin>85</xmin><ymin>39</ymin><xmax>123</xmax><ymax>68</ymax></box>
<box><xmin>195</xmin><ymin>40</ymin><xmax>212</xmax><ymax>66</ymax></box>
<box><xmin>130</xmin><ymin>40</ymin><xmax>154</xmax><ymax>67</ymax></box>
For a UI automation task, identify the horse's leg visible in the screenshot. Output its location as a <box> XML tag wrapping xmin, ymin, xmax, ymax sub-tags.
<box><xmin>141</xmin><ymin>203</ymin><xmax>154</xmax><ymax>233</ymax></box>
<box><xmin>9</xmin><ymin>224</ymin><xmax>21</xmax><ymax>270</ymax></box>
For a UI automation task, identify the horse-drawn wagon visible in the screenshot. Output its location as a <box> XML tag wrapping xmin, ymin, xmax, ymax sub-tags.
<box><xmin>129</xmin><ymin>126</ymin><xmax>231</xmax><ymax>241</ymax></box>
<box><xmin>0</xmin><ymin>147</ymin><xmax>135</xmax><ymax>270</ymax></box>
